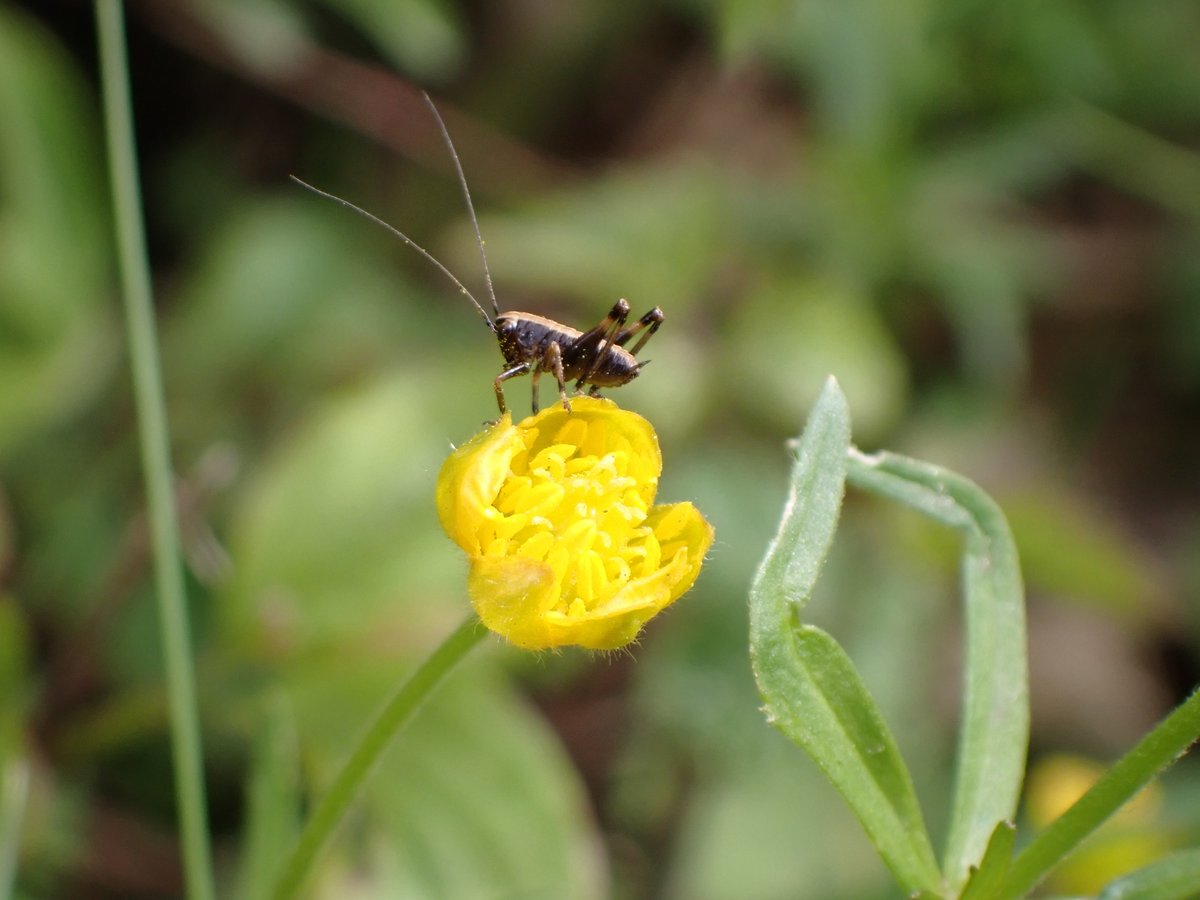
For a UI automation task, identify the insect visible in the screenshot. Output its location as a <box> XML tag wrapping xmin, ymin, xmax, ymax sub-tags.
<box><xmin>290</xmin><ymin>94</ymin><xmax>663</xmax><ymax>416</ymax></box>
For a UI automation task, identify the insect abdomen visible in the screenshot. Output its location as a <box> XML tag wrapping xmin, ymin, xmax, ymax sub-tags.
<box><xmin>577</xmin><ymin>346</ymin><xmax>640</xmax><ymax>386</ymax></box>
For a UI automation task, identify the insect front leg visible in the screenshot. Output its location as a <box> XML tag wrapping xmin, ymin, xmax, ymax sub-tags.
<box><xmin>494</xmin><ymin>362</ymin><xmax>530</xmax><ymax>416</ymax></box>
<box><xmin>615</xmin><ymin>307</ymin><xmax>664</xmax><ymax>356</ymax></box>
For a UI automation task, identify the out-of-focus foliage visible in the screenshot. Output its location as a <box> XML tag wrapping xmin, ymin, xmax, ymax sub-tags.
<box><xmin>3</xmin><ymin>0</ymin><xmax>1199</xmax><ymax>896</ymax></box>
<box><xmin>0</xmin><ymin>5</ymin><xmax>116</xmax><ymax>456</ymax></box>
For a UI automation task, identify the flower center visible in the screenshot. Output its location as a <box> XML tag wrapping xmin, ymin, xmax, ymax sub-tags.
<box><xmin>477</xmin><ymin>416</ymin><xmax>666</xmax><ymax>617</ymax></box>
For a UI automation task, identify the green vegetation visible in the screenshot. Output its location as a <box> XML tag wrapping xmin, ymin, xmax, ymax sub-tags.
<box><xmin>3</xmin><ymin>0</ymin><xmax>1199</xmax><ymax>896</ymax></box>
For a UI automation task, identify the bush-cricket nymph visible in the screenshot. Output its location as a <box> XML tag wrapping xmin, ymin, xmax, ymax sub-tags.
<box><xmin>291</xmin><ymin>95</ymin><xmax>664</xmax><ymax>416</ymax></box>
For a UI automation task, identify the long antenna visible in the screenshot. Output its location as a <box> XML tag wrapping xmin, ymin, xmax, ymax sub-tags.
<box><xmin>288</xmin><ymin>175</ymin><xmax>497</xmax><ymax>332</ymax></box>
<box><xmin>420</xmin><ymin>92</ymin><xmax>501</xmax><ymax>320</ymax></box>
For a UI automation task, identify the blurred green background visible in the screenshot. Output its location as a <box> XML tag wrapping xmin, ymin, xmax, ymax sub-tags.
<box><xmin>2</xmin><ymin>1</ymin><xmax>1199</xmax><ymax>897</ymax></box>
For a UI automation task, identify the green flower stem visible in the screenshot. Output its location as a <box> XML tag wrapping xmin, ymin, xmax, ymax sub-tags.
<box><xmin>94</xmin><ymin>3</ymin><xmax>215</xmax><ymax>899</ymax></box>
<box><xmin>270</xmin><ymin>615</ymin><xmax>486</xmax><ymax>900</ymax></box>
<box><xmin>999</xmin><ymin>687</ymin><xmax>1200</xmax><ymax>899</ymax></box>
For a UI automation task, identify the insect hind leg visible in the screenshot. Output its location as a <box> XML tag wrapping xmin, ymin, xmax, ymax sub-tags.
<box><xmin>571</xmin><ymin>299</ymin><xmax>630</xmax><ymax>391</ymax></box>
<box><xmin>570</xmin><ymin>300</ymin><xmax>629</xmax><ymax>357</ymax></box>
<box><xmin>616</xmin><ymin>307</ymin><xmax>664</xmax><ymax>356</ymax></box>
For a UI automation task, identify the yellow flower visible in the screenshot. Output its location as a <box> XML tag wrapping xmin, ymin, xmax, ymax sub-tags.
<box><xmin>437</xmin><ymin>397</ymin><xmax>713</xmax><ymax>650</ymax></box>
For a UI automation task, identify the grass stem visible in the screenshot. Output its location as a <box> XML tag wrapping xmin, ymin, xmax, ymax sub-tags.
<box><xmin>94</xmin><ymin>3</ymin><xmax>216</xmax><ymax>897</ymax></box>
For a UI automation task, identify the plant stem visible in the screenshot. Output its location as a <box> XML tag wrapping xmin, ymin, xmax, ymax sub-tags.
<box><xmin>999</xmin><ymin>687</ymin><xmax>1200</xmax><ymax>899</ymax></box>
<box><xmin>270</xmin><ymin>615</ymin><xmax>486</xmax><ymax>900</ymax></box>
<box><xmin>94</xmin><ymin>3</ymin><xmax>215</xmax><ymax>899</ymax></box>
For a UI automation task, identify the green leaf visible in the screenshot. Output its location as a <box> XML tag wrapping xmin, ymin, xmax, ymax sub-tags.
<box><xmin>749</xmin><ymin>377</ymin><xmax>942</xmax><ymax>895</ymax></box>
<box><xmin>184</xmin><ymin>0</ymin><xmax>308</xmax><ymax>76</ymax></box>
<box><xmin>368</xmin><ymin>676</ymin><xmax>605</xmax><ymax>899</ymax></box>
<box><xmin>0</xmin><ymin>5</ymin><xmax>115</xmax><ymax>456</ymax></box>
<box><xmin>1099</xmin><ymin>847</ymin><xmax>1200</xmax><ymax>900</ymax></box>
<box><xmin>728</xmin><ymin>276</ymin><xmax>909</xmax><ymax>441</ymax></box>
<box><xmin>219</xmin><ymin>373</ymin><xmax>458</xmax><ymax>654</ymax></box>
<box><xmin>959</xmin><ymin>821</ymin><xmax>1016</xmax><ymax>900</ymax></box>
<box><xmin>469</xmin><ymin>164</ymin><xmax>727</xmax><ymax>311</ymax></box>
<box><xmin>1004</xmin><ymin>488</ymin><xmax>1157</xmax><ymax>617</ymax></box>
<box><xmin>749</xmin><ymin>378</ymin><xmax>850</xmax><ymax>622</ymax></box>
<box><xmin>845</xmin><ymin>449</ymin><xmax>1028</xmax><ymax>892</ymax></box>
<box><xmin>283</xmin><ymin>668</ymin><xmax>605</xmax><ymax>899</ymax></box>
<box><xmin>316</xmin><ymin>0</ymin><xmax>464</xmax><ymax>78</ymax></box>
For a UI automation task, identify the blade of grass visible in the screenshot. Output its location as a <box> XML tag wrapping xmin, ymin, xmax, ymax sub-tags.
<box><xmin>0</xmin><ymin>758</ymin><xmax>29</xmax><ymax>900</ymax></box>
<box><xmin>270</xmin><ymin>614</ymin><xmax>485</xmax><ymax>900</ymax></box>
<box><xmin>94</xmin><ymin>3</ymin><xmax>215</xmax><ymax>898</ymax></box>
<box><xmin>1068</xmin><ymin>101</ymin><xmax>1200</xmax><ymax>221</ymax></box>
<box><xmin>846</xmin><ymin>449</ymin><xmax>1028</xmax><ymax>892</ymax></box>
<box><xmin>750</xmin><ymin>378</ymin><xmax>943</xmax><ymax>895</ymax></box>
<box><xmin>998</xmin><ymin>688</ymin><xmax>1200</xmax><ymax>900</ymax></box>
<box><xmin>236</xmin><ymin>695</ymin><xmax>300</xmax><ymax>900</ymax></box>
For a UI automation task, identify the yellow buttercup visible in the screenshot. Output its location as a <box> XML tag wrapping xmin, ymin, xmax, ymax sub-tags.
<box><xmin>437</xmin><ymin>397</ymin><xmax>713</xmax><ymax>650</ymax></box>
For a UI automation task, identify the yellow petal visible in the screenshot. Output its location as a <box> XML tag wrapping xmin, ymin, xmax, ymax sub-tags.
<box><xmin>466</xmin><ymin>555</ymin><xmax>560</xmax><ymax>649</ymax></box>
<box><xmin>645</xmin><ymin>501</ymin><xmax>715</xmax><ymax>602</ymax></box>
<box><xmin>435</xmin><ymin>415</ymin><xmax>523</xmax><ymax>556</ymax></box>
